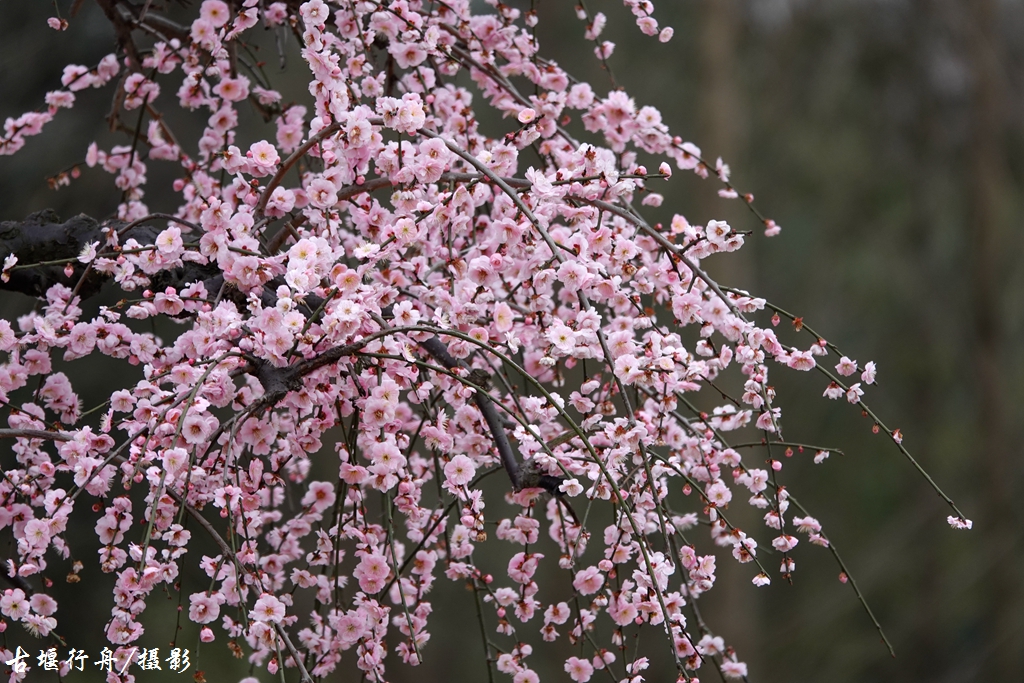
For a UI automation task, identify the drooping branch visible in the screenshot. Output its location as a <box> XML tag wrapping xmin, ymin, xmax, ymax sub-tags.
<box><xmin>417</xmin><ymin>336</ymin><xmax>529</xmax><ymax>491</ymax></box>
<box><xmin>393</xmin><ymin>323</ymin><xmax>573</xmax><ymax>497</ymax></box>
<box><xmin>244</xmin><ymin>320</ymin><xmax>563</xmax><ymax>495</ymax></box>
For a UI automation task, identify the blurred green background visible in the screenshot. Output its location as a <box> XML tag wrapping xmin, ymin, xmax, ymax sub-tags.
<box><xmin>1</xmin><ymin>0</ymin><xmax>1021</xmax><ymax>681</ymax></box>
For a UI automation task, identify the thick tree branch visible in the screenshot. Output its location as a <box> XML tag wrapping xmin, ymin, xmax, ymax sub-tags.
<box><xmin>0</xmin><ymin>211</ymin><xmax>124</xmax><ymax>298</ymax></box>
<box><xmin>0</xmin><ymin>211</ymin><xmax>225</xmax><ymax>300</ymax></box>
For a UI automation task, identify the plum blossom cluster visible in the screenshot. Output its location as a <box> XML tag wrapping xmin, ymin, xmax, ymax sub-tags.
<box><xmin>0</xmin><ymin>55</ymin><xmax>119</xmax><ymax>157</ymax></box>
<box><xmin>0</xmin><ymin>0</ymin><xmax>970</xmax><ymax>682</ymax></box>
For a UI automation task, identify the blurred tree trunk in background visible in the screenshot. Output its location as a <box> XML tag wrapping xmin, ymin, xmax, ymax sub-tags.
<box><xmin>695</xmin><ymin>0</ymin><xmax>764</xmax><ymax>674</ymax></box>
<box><xmin>904</xmin><ymin>2</ymin><xmax>942</xmax><ymax>677</ymax></box>
<box><xmin>965</xmin><ymin>0</ymin><xmax>1024</xmax><ymax>677</ymax></box>
<box><xmin>698</xmin><ymin>0</ymin><xmax>753</xmax><ymax>289</ymax></box>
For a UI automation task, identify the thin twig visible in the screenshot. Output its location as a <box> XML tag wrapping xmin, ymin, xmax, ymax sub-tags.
<box><xmin>0</xmin><ymin>428</ymin><xmax>72</xmax><ymax>441</ymax></box>
<box><xmin>787</xmin><ymin>494</ymin><xmax>896</xmax><ymax>657</ymax></box>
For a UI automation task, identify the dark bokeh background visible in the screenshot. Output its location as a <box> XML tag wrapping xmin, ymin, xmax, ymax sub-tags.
<box><xmin>1</xmin><ymin>0</ymin><xmax>1022</xmax><ymax>681</ymax></box>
